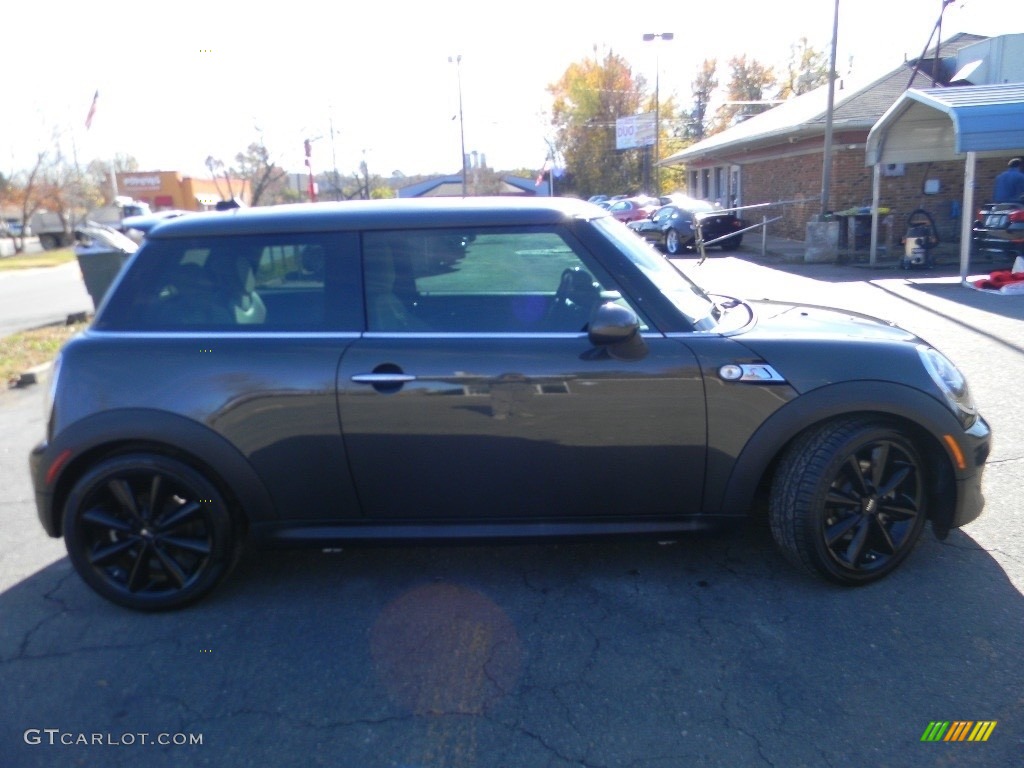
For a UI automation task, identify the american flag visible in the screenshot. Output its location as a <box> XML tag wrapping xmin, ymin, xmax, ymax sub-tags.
<box><xmin>535</xmin><ymin>158</ymin><xmax>551</xmax><ymax>186</ymax></box>
<box><xmin>85</xmin><ymin>90</ymin><xmax>99</xmax><ymax>129</ymax></box>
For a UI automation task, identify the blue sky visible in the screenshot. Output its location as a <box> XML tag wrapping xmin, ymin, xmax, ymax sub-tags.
<box><xmin>1</xmin><ymin>0</ymin><xmax>1007</xmax><ymax>180</ymax></box>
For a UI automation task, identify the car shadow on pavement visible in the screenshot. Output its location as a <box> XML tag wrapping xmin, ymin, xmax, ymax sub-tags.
<box><xmin>1</xmin><ymin>528</ymin><xmax>1021</xmax><ymax>767</ymax></box>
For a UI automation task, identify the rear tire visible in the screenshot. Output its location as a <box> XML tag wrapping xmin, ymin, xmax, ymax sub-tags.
<box><xmin>666</xmin><ymin>229</ymin><xmax>682</xmax><ymax>255</ymax></box>
<box><xmin>769</xmin><ymin>418</ymin><xmax>927</xmax><ymax>585</ymax></box>
<box><xmin>63</xmin><ymin>454</ymin><xmax>238</xmax><ymax>610</ymax></box>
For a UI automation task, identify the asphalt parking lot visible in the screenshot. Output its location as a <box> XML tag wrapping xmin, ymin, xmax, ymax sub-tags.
<box><xmin>1</xmin><ymin>253</ymin><xmax>1022</xmax><ymax>767</ymax></box>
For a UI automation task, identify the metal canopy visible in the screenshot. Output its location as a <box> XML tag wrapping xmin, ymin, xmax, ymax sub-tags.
<box><xmin>864</xmin><ymin>84</ymin><xmax>1024</xmax><ymax>280</ymax></box>
<box><xmin>867</xmin><ymin>83</ymin><xmax>1024</xmax><ymax>165</ymax></box>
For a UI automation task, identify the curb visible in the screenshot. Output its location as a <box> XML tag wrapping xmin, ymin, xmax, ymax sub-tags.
<box><xmin>5</xmin><ymin>311</ymin><xmax>90</xmax><ymax>390</ymax></box>
<box><xmin>9</xmin><ymin>362</ymin><xmax>53</xmax><ymax>389</ymax></box>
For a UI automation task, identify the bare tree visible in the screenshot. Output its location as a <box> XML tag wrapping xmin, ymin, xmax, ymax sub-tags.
<box><xmin>205</xmin><ymin>155</ymin><xmax>236</xmax><ymax>201</ymax></box>
<box><xmin>234</xmin><ymin>142</ymin><xmax>287</xmax><ymax>206</ymax></box>
<box><xmin>688</xmin><ymin>59</ymin><xmax>718</xmax><ymax>142</ymax></box>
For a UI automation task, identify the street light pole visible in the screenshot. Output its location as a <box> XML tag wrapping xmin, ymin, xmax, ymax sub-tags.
<box><xmin>448</xmin><ymin>55</ymin><xmax>468</xmax><ymax>196</ymax></box>
<box><xmin>642</xmin><ymin>32</ymin><xmax>674</xmax><ymax>195</ymax></box>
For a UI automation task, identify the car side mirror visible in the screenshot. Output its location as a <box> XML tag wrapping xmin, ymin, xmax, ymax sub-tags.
<box><xmin>588</xmin><ymin>302</ymin><xmax>638</xmax><ymax>344</ymax></box>
<box><xmin>589</xmin><ymin>303</ymin><xmax>647</xmax><ymax>360</ymax></box>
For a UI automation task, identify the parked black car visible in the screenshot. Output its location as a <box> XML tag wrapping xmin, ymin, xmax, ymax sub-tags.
<box><xmin>972</xmin><ymin>201</ymin><xmax>1024</xmax><ymax>262</ymax></box>
<box><xmin>30</xmin><ymin>198</ymin><xmax>990</xmax><ymax>610</ymax></box>
<box><xmin>628</xmin><ymin>197</ymin><xmax>745</xmax><ymax>255</ymax></box>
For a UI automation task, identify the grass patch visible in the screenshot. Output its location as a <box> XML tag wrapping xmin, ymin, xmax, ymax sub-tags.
<box><xmin>0</xmin><ymin>248</ymin><xmax>77</xmax><ymax>271</ymax></box>
<box><xmin>2</xmin><ymin>318</ymin><xmax>89</xmax><ymax>385</ymax></box>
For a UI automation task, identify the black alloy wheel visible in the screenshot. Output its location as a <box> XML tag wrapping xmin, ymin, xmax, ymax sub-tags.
<box><xmin>770</xmin><ymin>418</ymin><xmax>928</xmax><ymax>585</ymax></box>
<box><xmin>62</xmin><ymin>454</ymin><xmax>237</xmax><ymax>610</ymax></box>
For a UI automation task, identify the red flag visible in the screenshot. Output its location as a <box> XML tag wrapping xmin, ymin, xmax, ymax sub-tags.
<box><xmin>535</xmin><ymin>158</ymin><xmax>551</xmax><ymax>186</ymax></box>
<box><xmin>85</xmin><ymin>90</ymin><xmax>99</xmax><ymax>129</ymax></box>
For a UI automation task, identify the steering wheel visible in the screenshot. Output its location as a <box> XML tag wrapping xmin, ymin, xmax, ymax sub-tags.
<box><xmin>545</xmin><ymin>267</ymin><xmax>597</xmax><ymax>330</ymax></box>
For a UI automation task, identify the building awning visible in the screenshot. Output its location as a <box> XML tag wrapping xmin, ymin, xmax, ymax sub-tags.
<box><xmin>864</xmin><ymin>83</ymin><xmax>1024</xmax><ymax>281</ymax></box>
<box><xmin>866</xmin><ymin>83</ymin><xmax>1024</xmax><ymax>165</ymax></box>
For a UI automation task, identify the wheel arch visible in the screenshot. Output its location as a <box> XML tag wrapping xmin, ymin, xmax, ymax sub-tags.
<box><xmin>41</xmin><ymin>409</ymin><xmax>276</xmax><ymax>538</ymax></box>
<box><xmin>711</xmin><ymin>381</ymin><xmax>961</xmax><ymax>526</ymax></box>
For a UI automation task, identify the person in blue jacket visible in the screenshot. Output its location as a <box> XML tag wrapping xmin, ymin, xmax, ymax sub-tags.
<box><xmin>993</xmin><ymin>157</ymin><xmax>1024</xmax><ymax>203</ymax></box>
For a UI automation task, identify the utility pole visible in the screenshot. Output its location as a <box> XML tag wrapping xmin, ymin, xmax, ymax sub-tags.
<box><xmin>449</xmin><ymin>55</ymin><xmax>468</xmax><ymax>196</ymax></box>
<box><xmin>819</xmin><ymin>0</ymin><xmax>839</xmax><ymax>219</ymax></box>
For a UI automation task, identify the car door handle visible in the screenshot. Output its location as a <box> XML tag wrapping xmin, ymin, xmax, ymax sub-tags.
<box><xmin>351</xmin><ymin>373</ymin><xmax>417</xmax><ymax>384</ymax></box>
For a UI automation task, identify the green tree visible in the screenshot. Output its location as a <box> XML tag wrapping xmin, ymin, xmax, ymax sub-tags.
<box><xmin>778</xmin><ymin>38</ymin><xmax>829</xmax><ymax>99</ymax></box>
<box><xmin>548</xmin><ymin>49</ymin><xmax>647</xmax><ymax>197</ymax></box>
<box><xmin>714</xmin><ymin>55</ymin><xmax>777</xmax><ymax>132</ymax></box>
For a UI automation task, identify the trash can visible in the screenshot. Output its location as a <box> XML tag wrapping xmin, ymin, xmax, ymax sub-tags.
<box><xmin>74</xmin><ymin>224</ymin><xmax>138</xmax><ymax>310</ymax></box>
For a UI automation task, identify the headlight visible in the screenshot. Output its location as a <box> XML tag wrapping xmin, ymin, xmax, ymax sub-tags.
<box><xmin>918</xmin><ymin>346</ymin><xmax>977</xmax><ymax>428</ymax></box>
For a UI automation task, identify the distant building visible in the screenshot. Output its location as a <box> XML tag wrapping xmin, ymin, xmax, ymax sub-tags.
<box><xmin>116</xmin><ymin>171</ymin><xmax>251</xmax><ymax>211</ymax></box>
<box><xmin>398</xmin><ymin>174</ymin><xmax>550</xmax><ymax>197</ymax></box>
<box><xmin>660</xmin><ymin>33</ymin><xmax>1024</xmax><ymax>243</ymax></box>
<box><xmin>397</xmin><ymin>153</ymin><xmax>551</xmax><ymax>197</ymax></box>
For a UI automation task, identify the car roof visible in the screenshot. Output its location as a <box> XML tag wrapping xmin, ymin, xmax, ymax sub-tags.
<box><xmin>145</xmin><ymin>197</ymin><xmax>607</xmax><ymax>239</ymax></box>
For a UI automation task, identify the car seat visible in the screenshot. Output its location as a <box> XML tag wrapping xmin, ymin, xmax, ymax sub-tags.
<box><xmin>363</xmin><ymin>245</ymin><xmax>427</xmax><ymax>331</ymax></box>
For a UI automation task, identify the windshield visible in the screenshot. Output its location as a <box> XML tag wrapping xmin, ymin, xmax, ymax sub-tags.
<box><xmin>592</xmin><ymin>217</ymin><xmax>720</xmax><ymax>330</ymax></box>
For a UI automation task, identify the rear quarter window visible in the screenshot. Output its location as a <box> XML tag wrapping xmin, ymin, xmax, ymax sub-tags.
<box><xmin>95</xmin><ymin>232</ymin><xmax>362</xmax><ymax>332</ymax></box>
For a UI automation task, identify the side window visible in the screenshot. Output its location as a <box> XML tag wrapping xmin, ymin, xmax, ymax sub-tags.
<box><xmin>97</xmin><ymin>232</ymin><xmax>361</xmax><ymax>331</ymax></box>
<box><xmin>362</xmin><ymin>228</ymin><xmax>642</xmax><ymax>333</ymax></box>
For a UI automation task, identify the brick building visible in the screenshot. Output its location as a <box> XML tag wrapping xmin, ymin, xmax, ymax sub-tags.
<box><xmin>660</xmin><ymin>33</ymin><xmax>1022</xmax><ymax>245</ymax></box>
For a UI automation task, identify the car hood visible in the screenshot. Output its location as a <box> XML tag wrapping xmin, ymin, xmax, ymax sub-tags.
<box><xmin>724</xmin><ymin>300</ymin><xmax>928</xmax><ymax>393</ymax></box>
<box><xmin>744</xmin><ymin>300</ymin><xmax>917</xmax><ymax>343</ymax></box>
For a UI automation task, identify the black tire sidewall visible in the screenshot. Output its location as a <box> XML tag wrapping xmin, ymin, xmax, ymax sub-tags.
<box><xmin>63</xmin><ymin>454</ymin><xmax>235</xmax><ymax>611</ymax></box>
<box><xmin>771</xmin><ymin>420</ymin><xmax>928</xmax><ymax>585</ymax></box>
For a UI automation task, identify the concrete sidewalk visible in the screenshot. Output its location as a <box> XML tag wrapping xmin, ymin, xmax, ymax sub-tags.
<box><xmin>749</xmin><ymin>233</ymin><xmax>1012</xmax><ymax>280</ymax></box>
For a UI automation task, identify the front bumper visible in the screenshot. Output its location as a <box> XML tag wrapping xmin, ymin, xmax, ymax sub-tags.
<box><xmin>936</xmin><ymin>415</ymin><xmax>991</xmax><ymax>536</ymax></box>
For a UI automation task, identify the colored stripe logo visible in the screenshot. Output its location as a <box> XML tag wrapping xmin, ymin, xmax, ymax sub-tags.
<box><xmin>921</xmin><ymin>721</ymin><xmax>996</xmax><ymax>742</ymax></box>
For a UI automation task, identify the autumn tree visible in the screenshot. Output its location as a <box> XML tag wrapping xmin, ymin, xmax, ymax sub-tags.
<box><xmin>548</xmin><ymin>49</ymin><xmax>648</xmax><ymax>197</ymax></box>
<box><xmin>713</xmin><ymin>55</ymin><xmax>777</xmax><ymax>132</ymax></box>
<box><xmin>777</xmin><ymin>38</ymin><xmax>829</xmax><ymax>99</ymax></box>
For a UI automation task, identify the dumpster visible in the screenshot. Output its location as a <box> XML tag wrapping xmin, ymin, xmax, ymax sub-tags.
<box><xmin>74</xmin><ymin>224</ymin><xmax>138</xmax><ymax>310</ymax></box>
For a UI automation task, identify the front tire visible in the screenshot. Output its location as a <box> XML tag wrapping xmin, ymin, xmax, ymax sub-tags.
<box><xmin>769</xmin><ymin>418</ymin><xmax>927</xmax><ymax>585</ymax></box>
<box><xmin>63</xmin><ymin>454</ymin><xmax>238</xmax><ymax>610</ymax></box>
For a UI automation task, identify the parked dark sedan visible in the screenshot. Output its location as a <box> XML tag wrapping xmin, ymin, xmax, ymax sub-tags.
<box><xmin>30</xmin><ymin>197</ymin><xmax>990</xmax><ymax>610</ymax></box>
<box><xmin>629</xmin><ymin>198</ymin><xmax>745</xmax><ymax>254</ymax></box>
<box><xmin>972</xmin><ymin>201</ymin><xmax>1024</xmax><ymax>262</ymax></box>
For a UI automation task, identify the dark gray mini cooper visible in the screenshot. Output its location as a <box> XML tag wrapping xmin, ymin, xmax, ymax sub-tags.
<box><xmin>30</xmin><ymin>198</ymin><xmax>990</xmax><ymax>610</ymax></box>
